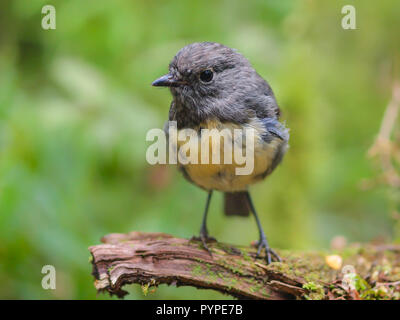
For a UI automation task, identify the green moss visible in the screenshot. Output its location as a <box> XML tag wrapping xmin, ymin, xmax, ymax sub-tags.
<box><xmin>302</xmin><ymin>281</ymin><xmax>325</xmax><ymax>300</ymax></box>
<box><xmin>191</xmin><ymin>265</ymin><xmax>204</xmax><ymax>277</ymax></box>
<box><xmin>229</xmin><ymin>278</ymin><xmax>238</xmax><ymax>288</ymax></box>
<box><xmin>251</xmin><ymin>282</ymin><xmax>264</xmax><ymax>294</ymax></box>
<box><xmin>302</xmin><ymin>281</ymin><xmax>319</xmax><ymax>291</ymax></box>
<box><xmin>107</xmin><ymin>265</ymin><xmax>115</xmax><ymax>273</ymax></box>
<box><xmin>141</xmin><ymin>282</ymin><xmax>150</xmax><ymax>296</ymax></box>
<box><xmin>242</xmin><ymin>251</ymin><xmax>253</xmax><ymax>262</ymax></box>
<box><xmin>141</xmin><ymin>279</ymin><xmax>157</xmax><ymax>296</ymax></box>
<box><xmin>190</xmin><ymin>263</ymin><xmax>219</xmax><ymax>283</ymax></box>
<box><xmin>188</xmin><ymin>242</ymin><xmax>400</xmax><ymax>300</ymax></box>
<box><xmin>213</xmin><ymin>258</ymin><xmax>250</xmax><ymax>277</ymax></box>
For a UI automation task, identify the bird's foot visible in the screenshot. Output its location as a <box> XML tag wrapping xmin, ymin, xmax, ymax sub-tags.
<box><xmin>191</xmin><ymin>232</ymin><xmax>216</xmax><ymax>257</ymax></box>
<box><xmin>253</xmin><ymin>237</ymin><xmax>281</xmax><ymax>264</ymax></box>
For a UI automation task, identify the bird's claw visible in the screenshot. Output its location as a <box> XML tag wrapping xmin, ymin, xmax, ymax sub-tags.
<box><xmin>191</xmin><ymin>232</ymin><xmax>216</xmax><ymax>257</ymax></box>
<box><xmin>254</xmin><ymin>237</ymin><xmax>281</xmax><ymax>264</ymax></box>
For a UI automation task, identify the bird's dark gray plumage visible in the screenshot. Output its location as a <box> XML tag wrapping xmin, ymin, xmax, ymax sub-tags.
<box><xmin>165</xmin><ymin>42</ymin><xmax>281</xmax><ymax>128</ymax></box>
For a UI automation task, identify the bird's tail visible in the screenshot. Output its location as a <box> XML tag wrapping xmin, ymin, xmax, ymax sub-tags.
<box><xmin>224</xmin><ymin>192</ymin><xmax>250</xmax><ymax>216</ymax></box>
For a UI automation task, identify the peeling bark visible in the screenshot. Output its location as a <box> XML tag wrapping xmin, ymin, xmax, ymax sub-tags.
<box><xmin>89</xmin><ymin>232</ymin><xmax>400</xmax><ymax>300</ymax></box>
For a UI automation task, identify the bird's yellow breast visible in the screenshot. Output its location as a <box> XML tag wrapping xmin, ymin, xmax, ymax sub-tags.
<box><xmin>171</xmin><ymin>118</ymin><xmax>284</xmax><ymax>192</ymax></box>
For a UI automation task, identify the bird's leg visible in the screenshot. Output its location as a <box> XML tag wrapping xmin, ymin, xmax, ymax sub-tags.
<box><xmin>246</xmin><ymin>192</ymin><xmax>281</xmax><ymax>264</ymax></box>
<box><xmin>192</xmin><ymin>190</ymin><xmax>215</xmax><ymax>256</ymax></box>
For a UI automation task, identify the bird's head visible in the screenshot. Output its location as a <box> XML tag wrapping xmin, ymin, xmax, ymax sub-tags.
<box><xmin>152</xmin><ymin>42</ymin><xmax>278</xmax><ymax>123</ymax></box>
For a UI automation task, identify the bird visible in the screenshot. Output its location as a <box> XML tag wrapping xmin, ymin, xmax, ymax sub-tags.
<box><xmin>152</xmin><ymin>42</ymin><xmax>289</xmax><ymax>264</ymax></box>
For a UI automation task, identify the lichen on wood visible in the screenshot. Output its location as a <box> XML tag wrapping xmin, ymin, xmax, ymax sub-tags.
<box><xmin>89</xmin><ymin>231</ymin><xmax>400</xmax><ymax>300</ymax></box>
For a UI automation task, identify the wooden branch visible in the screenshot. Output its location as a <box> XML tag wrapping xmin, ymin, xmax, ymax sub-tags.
<box><xmin>89</xmin><ymin>232</ymin><xmax>400</xmax><ymax>300</ymax></box>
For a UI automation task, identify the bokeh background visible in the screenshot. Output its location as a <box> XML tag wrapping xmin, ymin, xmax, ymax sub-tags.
<box><xmin>1</xmin><ymin>0</ymin><xmax>399</xmax><ymax>299</ymax></box>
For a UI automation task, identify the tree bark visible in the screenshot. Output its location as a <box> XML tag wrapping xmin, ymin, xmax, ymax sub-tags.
<box><xmin>89</xmin><ymin>231</ymin><xmax>400</xmax><ymax>300</ymax></box>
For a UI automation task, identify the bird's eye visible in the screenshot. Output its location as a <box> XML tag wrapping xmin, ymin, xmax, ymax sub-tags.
<box><xmin>199</xmin><ymin>69</ymin><xmax>213</xmax><ymax>83</ymax></box>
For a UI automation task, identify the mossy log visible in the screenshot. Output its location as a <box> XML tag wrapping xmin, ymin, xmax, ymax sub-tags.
<box><xmin>89</xmin><ymin>231</ymin><xmax>400</xmax><ymax>300</ymax></box>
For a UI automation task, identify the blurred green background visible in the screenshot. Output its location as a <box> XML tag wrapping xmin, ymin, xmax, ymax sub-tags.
<box><xmin>1</xmin><ymin>0</ymin><xmax>399</xmax><ymax>299</ymax></box>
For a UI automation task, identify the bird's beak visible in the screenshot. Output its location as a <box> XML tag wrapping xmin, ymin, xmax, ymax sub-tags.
<box><xmin>152</xmin><ymin>73</ymin><xmax>181</xmax><ymax>87</ymax></box>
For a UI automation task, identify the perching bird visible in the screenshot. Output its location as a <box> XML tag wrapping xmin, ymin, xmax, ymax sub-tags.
<box><xmin>152</xmin><ymin>42</ymin><xmax>289</xmax><ymax>264</ymax></box>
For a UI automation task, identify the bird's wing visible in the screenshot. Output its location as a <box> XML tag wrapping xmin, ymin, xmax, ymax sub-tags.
<box><xmin>260</xmin><ymin>118</ymin><xmax>289</xmax><ymax>143</ymax></box>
